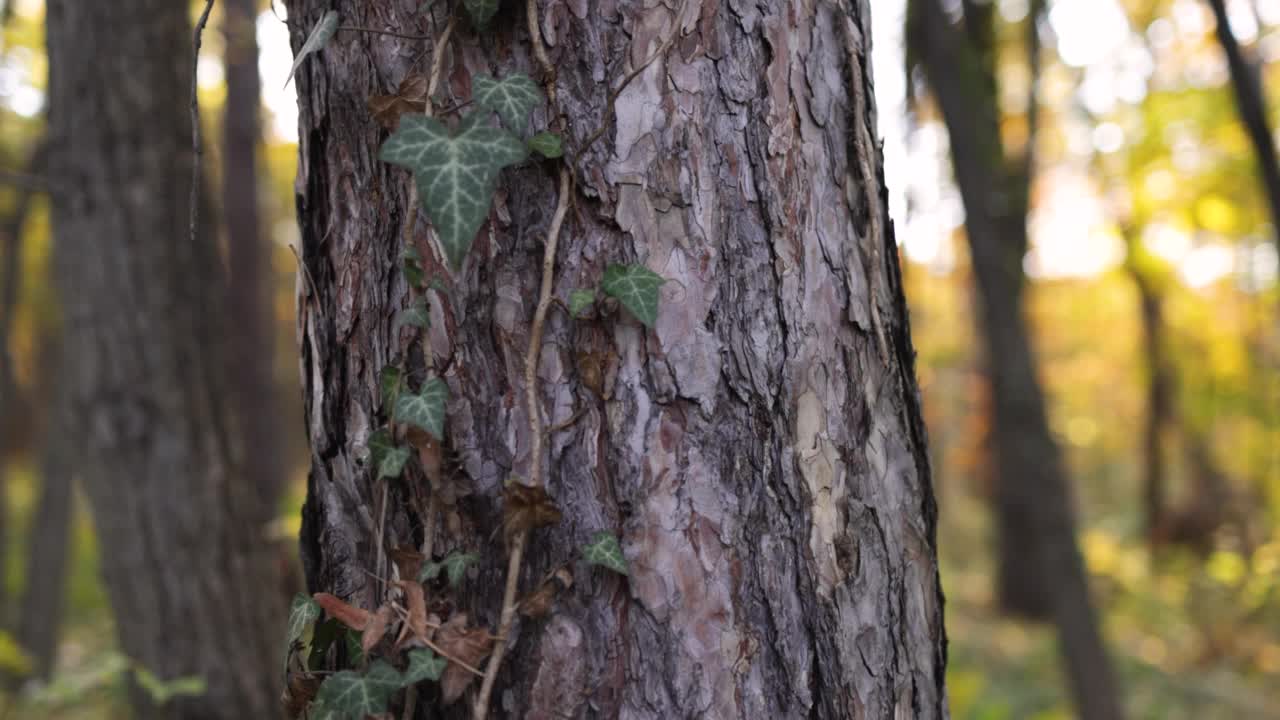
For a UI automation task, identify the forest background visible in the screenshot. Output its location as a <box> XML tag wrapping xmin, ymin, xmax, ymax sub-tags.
<box><xmin>0</xmin><ymin>0</ymin><xmax>1277</xmax><ymax>717</ymax></box>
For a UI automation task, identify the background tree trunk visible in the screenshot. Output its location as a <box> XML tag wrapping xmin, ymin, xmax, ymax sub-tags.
<box><xmin>909</xmin><ymin>1</ymin><xmax>1125</xmax><ymax>718</ymax></box>
<box><xmin>45</xmin><ymin>2</ymin><xmax>282</xmax><ymax>717</ymax></box>
<box><xmin>288</xmin><ymin>0</ymin><xmax>947</xmax><ymax>717</ymax></box>
<box><xmin>1205</xmin><ymin>0</ymin><xmax>1280</xmax><ymax>256</ymax></box>
<box><xmin>223</xmin><ymin>0</ymin><xmax>284</xmax><ymax>520</ymax></box>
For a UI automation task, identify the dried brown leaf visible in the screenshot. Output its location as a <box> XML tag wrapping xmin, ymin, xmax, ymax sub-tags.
<box><xmin>398</xmin><ymin>580</ymin><xmax>432</xmax><ymax>643</ymax></box>
<box><xmin>313</xmin><ymin>592</ymin><xmax>371</xmax><ymax>631</ymax></box>
<box><xmin>519</xmin><ymin>564</ymin><xmax>574</xmax><ymax>618</ymax></box>
<box><xmin>389</xmin><ymin>546</ymin><xmax>425</xmax><ymax>581</ymax></box>
<box><xmin>281</xmin><ymin>671</ymin><xmax>320</xmax><ymax>718</ymax></box>
<box><xmin>502</xmin><ymin>481</ymin><xmax>562</xmax><ymax>545</ymax></box>
<box><xmin>367</xmin><ymin>73</ymin><xmax>431</xmax><ymax>129</ymax></box>
<box><xmin>435</xmin><ymin>613</ymin><xmax>494</xmax><ymax>704</ymax></box>
<box><xmin>362</xmin><ymin>604</ymin><xmax>394</xmax><ymax>654</ymax></box>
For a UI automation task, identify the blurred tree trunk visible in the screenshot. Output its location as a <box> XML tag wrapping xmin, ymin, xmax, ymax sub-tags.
<box><xmin>0</xmin><ymin>141</ymin><xmax>46</xmax><ymax>630</ymax></box>
<box><xmin>45</xmin><ymin>2</ymin><xmax>282</xmax><ymax>718</ymax></box>
<box><xmin>288</xmin><ymin>1</ymin><xmax>947</xmax><ymax>717</ymax></box>
<box><xmin>15</xmin><ymin>332</ymin><xmax>73</xmax><ymax>681</ymax></box>
<box><xmin>909</xmin><ymin>1</ymin><xmax>1125</xmax><ymax>718</ymax></box>
<box><xmin>223</xmin><ymin>0</ymin><xmax>284</xmax><ymax>519</ymax></box>
<box><xmin>1205</xmin><ymin>0</ymin><xmax>1280</xmax><ymax>254</ymax></box>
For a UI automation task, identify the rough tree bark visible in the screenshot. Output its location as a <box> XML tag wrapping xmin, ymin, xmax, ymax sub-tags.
<box><xmin>45</xmin><ymin>2</ymin><xmax>282</xmax><ymax>717</ymax></box>
<box><xmin>288</xmin><ymin>0</ymin><xmax>947</xmax><ymax>717</ymax></box>
<box><xmin>909</xmin><ymin>1</ymin><xmax>1125</xmax><ymax>718</ymax></box>
<box><xmin>223</xmin><ymin>0</ymin><xmax>285</xmax><ymax>519</ymax></box>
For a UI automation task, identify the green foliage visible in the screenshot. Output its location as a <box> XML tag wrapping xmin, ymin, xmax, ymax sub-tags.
<box><xmin>379</xmin><ymin>366</ymin><xmax>404</xmax><ymax>409</ymax></box>
<box><xmin>396</xmin><ymin>296</ymin><xmax>431</xmax><ymax>331</ymax></box>
<box><xmin>583</xmin><ymin>531</ymin><xmax>628</xmax><ymax>575</ymax></box>
<box><xmin>0</xmin><ymin>630</ymin><xmax>33</xmax><ymax>676</ymax></box>
<box><xmin>419</xmin><ymin>550</ymin><xmax>480</xmax><ymax>587</ymax></box>
<box><xmin>403</xmin><ymin>648</ymin><xmax>448</xmax><ymax>684</ymax></box>
<box><xmin>402</xmin><ymin>246</ymin><xmax>426</xmax><ymax>289</ymax></box>
<box><xmin>473</xmin><ymin>73</ymin><xmax>543</xmax><ymax>133</ymax></box>
<box><xmin>380</xmin><ymin>114</ymin><xmax>527</xmax><ymax>268</ymax></box>
<box><xmin>286</xmin><ymin>10</ymin><xmax>339</xmax><ymax>88</ymax></box>
<box><xmin>312</xmin><ymin>660</ymin><xmax>402</xmax><ymax>719</ymax></box>
<box><xmin>601</xmin><ymin>264</ymin><xmax>665</xmax><ymax>327</ymax></box>
<box><xmin>133</xmin><ymin>666</ymin><xmax>207</xmax><ymax>706</ymax></box>
<box><xmin>285</xmin><ymin>593</ymin><xmax>321</xmax><ymax>662</ymax></box>
<box><xmin>393</xmin><ymin>377</ymin><xmax>448</xmax><ymax>440</ymax></box>
<box><xmin>569</xmin><ymin>288</ymin><xmax>596</xmax><ymax>317</ymax></box>
<box><xmin>463</xmin><ymin>0</ymin><xmax>500</xmax><ymax>27</ymax></box>
<box><xmin>367</xmin><ymin>428</ymin><xmax>411</xmax><ymax>481</ymax></box>
<box><xmin>528</xmin><ymin>131</ymin><xmax>564</xmax><ymax>158</ymax></box>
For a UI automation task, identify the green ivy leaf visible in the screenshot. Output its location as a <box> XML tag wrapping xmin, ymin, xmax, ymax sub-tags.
<box><xmin>308</xmin><ymin>618</ymin><xmax>343</xmax><ymax>671</ymax></box>
<box><xmin>393</xmin><ymin>377</ymin><xmax>448</xmax><ymax>440</ymax></box>
<box><xmin>285</xmin><ymin>593</ymin><xmax>321</xmax><ymax>659</ymax></box>
<box><xmin>313</xmin><ymin>661</ymin><xmax>402</xmax><ymax>719</ymax></box>
<box><xmin>583</xmin><ymin>531</ymin><xmax>629</xmax><ymax>575</ymax></box>
<box><xmin>396</xmin><ymin>296</ymin><xmax>431</xmax><ymax>331</ymax></box>
<box><xmin>601</xmin><ymin>264</ymin><xmax>665</xmax><ymax>328</ymax></box>
<box><xmin>367</xmin><ymin>428</ymin><xmax>411</xmax><ymax>481</ymax></box>
<box><xmin>402</xmin><ymin>648</ymin><xmax>448</xmax><ymax>684</ymax></box>
<box><xmin>419</xmin><ymin>551</ymin><xmax>479</xmax><ymax>587</ymax></box>
<box><xmin>402</xmin><ymin>246</ymin><xmax>425</xmax><ymax>289</ymax></box>
<box><xmin>569</xmin><ymin>289</ymin><xmax>596</xmax><ymax>318</ymax></box>
<box><xmin>473</xmin><ymin>73</ymin><xmax>542</xmax><ymax>133</ymax></box>
<box><xmin>527</xmin><ymin>131</ymin><xmax>564</xmax><ymax>158</ymax></box>
<box><xmin>133</xmin><ymin>666</ymin><xmax>206</xmax><ymax>706</ymax></box>
<box><xmin>380</xmin><ymin>115</ymin><xmax>527</xmax><ymax>268</ymax></box>
<box><xmin>463</xmin><ymin>0</ymin><xmax>499</xmax><ymax>27</ymax></box>
<box><xmin>344</xmin><ymin>630</ymin><xmax>364</xmax><ymax>667</ymax></box>
<box><xmin>285</xmin><ymin>10</ymin><xmax>339</xmax><ymax>88</ymax></box>
<box><xmin>379</xmin><ymin>366</ymin><xmax>404</xmax><ymax>410</ymax></box>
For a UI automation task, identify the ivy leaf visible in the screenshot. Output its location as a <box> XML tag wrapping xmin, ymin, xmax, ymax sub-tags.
<box><xmin>402</xmin><ymin>648</ymin><xmax>448</xmax><ymax>684</ymax></box>
<box><xmin>463</xmin><ymin>0</ymin><xmax>499</xmax><ymax>27</ymax></box>
<box><xmin>402</xmin><ymin>246</ymin><xmax>426</xmax><ymax>288</ymax></box>
<box><xmin>527</xmin><ymin>132</ymin><xmax>564</xmax><ymax>158</ymax></box>
<box><xmin>285</xmin><ymin>10</ymin><xmax>339</xmax><ymax>88</ymax></box>
<box><xmin>396</xmin><ymin>296</ymin><xmax>431</xmax><ymax>331</ymax></box>
<box><xmin>367</xmin><ymin>428</ymin><xmax>411</xmax><ymax>481</ymax></box>
<box><xmin>569</xmin><ymin>289</ymin><xmax>596</xmax><ymax>318</ymax></box>
<box><xmin>379</xmin><ymin>366</ymin><xmax>404</xmax><ymax>410</ymax></box>
<box><xmin>393</xmin><ymin>377</ymin><xmax>448</xmax><ymax>440</ymax></box>
<box><xmin>473</xmin><ymin>73</ymin><xmax>542</xmax><ymax>133</ymax></box>
<box><xmin>380</xmin><ymin>115</ymin><xmax>527</xmax><ymax>268</ymax></box>
<box><xmin>285</xmin><ymin>593</ymin><xmax>321</xmax><ymax>659</ymax></box>
<box><xmin>313</xmin><ymin>661</ymin><xmax>402</xmax><ymax>719</ymax></box>
<box><xmin>419</xmin><ymin>551</ymin><xmax>479</xmax><ymax>587</ymax></box>
<box><xmin>583</xmin><ymin>531</ymin><xmax>629</xmax><ymax>575</ymax></box>
<box><xmin>601</xmin><ymin>264</ymin><xmax>665</xmax><ymax>328</ymax></box>
<box><xmin>308</xmin><ymin>618</ymin><xmax>343</xmax><ymax>670</ymax></box>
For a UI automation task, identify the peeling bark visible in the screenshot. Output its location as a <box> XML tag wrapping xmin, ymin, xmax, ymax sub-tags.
<box><xmin>288</xmin><ymin>0</ymin><xmax>946</xmax><ymax>717</ymax></box>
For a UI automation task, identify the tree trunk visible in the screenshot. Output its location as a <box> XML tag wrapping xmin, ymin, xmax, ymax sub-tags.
<box><xmin>910</xmin><ymin>2</ymin><xmax>1125</xmax><ymax>718</ymax></box>
<box><xmin>45</xmin><ymin>2</ymin><xmax>283</xmax><ymax>718</ymax></box>
<box><xmin>16</xmin><ymin>333</ymin><xmax>74</xmax><ymax>681</ymax></box>
<box><xmin>288</xmin><ymin>0</ymin><xmax>947</xmax><ymax>717</ymax></box>
<box><xmin>1205</xmin><ymin>0</ymin><xmax>1280</xmax><ymax>256</ymax></box>
<box><xmin>223</xmin><ymin>0</ymin><xmax>284</xmax><ymax>519</ymax></box>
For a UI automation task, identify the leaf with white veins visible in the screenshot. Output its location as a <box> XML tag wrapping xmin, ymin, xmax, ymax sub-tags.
<box><xmin>285</xmin><ymin>10</ymin><xmax>338</xmax><ymax>88</ymax></box>
<box><xmin>380</xmin><ymin>115</ymin><xmax>526</xmax><ymax>268</ymax></box>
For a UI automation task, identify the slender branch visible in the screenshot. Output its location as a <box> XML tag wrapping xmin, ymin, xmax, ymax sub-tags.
<box><xmin>526</xmin><ymin>0</ymin><xmax>554</xmax><ymax>86</ymax></box>
<box><xmin>472</xmin><ymin>166</ymin><xmax>571</xmax><ymax>720</ymax></box>
<box><xmin>426</xmin><ymin>15</ymin><xmax>457</xmax><ymax>110</ymax></box>
<box><xmin>387</xmin><ymin>604</ymin><xmax>486</xmax><ymax>677</ymax></box>
<box><xmin>190</xmin><ymin>0</ymin><xmax>216</xmax><ymax>249</ymax></box>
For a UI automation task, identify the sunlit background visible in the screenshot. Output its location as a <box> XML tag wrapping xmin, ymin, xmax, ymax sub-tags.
<box><xmin>0</xmin><ymin>0</ymin><xmax>1277</xmax><ymax>717</ymax></box>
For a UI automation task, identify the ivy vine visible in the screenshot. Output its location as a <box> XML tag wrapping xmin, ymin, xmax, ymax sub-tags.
<box><xmin>281</xmin><ymin>1</ymin><xmax>680</xmax><ymax>717</ymax></box>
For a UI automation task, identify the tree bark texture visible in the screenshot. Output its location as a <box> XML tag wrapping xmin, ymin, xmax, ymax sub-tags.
<box><xmin>45</xmin><ymin>2</ymin><xmax>283</xmax><ymax>717</ymax></box>
<box><xmin>288</xmin><ymin>0</ymin><xmax>947</xmax><ymax>717</ymax></box>
<box><xmin>223</xmin><ymin>0</ymin><xmax>285</xmax><ymax>520</ymax></box>
<box><xmin>910</xmin><ymin>2</ymin><xmax>1125</xmax><ymax>719</ymax></box>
